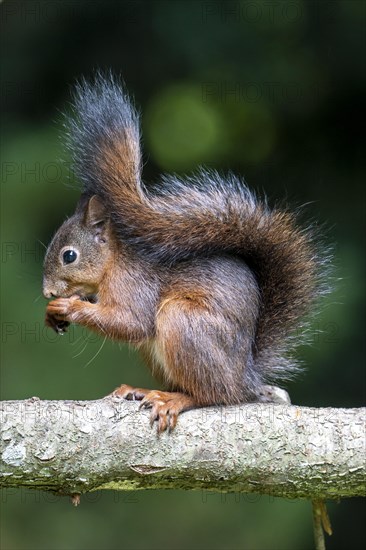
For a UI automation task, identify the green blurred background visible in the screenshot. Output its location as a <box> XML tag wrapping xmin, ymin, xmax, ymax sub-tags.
<box><xmin>1</xmin><ymin>1</ymin><xmax>365</xmax><ymax>549</ymax></box>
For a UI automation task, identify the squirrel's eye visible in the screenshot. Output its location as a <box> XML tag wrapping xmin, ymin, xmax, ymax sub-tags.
<box><xmin>63</xmin><ymin>250</ymin><xmax>78</xmax><ymax>264</ymax></box>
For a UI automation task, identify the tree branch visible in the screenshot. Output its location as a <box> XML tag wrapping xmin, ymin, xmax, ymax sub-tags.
<box><xmin>1</xmin><ymin>398</ymin><xmax>365</xmax><ymax>499</ymax></box>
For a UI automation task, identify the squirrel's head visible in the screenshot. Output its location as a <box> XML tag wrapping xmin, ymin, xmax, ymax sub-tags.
<box><xmin>43</xmin><ymin>195</ymin><xmax>115</xmax><ymax>300</ymax></box>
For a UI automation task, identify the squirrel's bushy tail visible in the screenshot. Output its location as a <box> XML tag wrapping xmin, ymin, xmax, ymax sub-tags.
<box><xmin>67</xmin><ymin>74</ymin><xmax>328</xmax><ymax>382</ymax></box>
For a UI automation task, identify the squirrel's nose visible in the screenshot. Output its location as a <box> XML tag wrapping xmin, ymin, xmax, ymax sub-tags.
<box><xmin>43</xmin><ymin>287</ymin><xmax>57</xmax><ymax>299</ymax></box>
<box><xmin>43</xmin><ymin>277</ymin><xmax>58</xmax><ymax>299</ymax></box>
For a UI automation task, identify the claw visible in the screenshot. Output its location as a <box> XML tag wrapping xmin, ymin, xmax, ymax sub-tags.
<box><xmin>149</xmin><ymin>409</ymin><xmax>158</xmax><ymax>428</ymax></box>
<box><xmin>158</xmin><ymin>413</ymin><xmax>168</xmax><ymax>433</ymax></box>
<box><xmin>136</xmin><ymin>390</ymin><xmax>196</xmax><ymax>432</ymax></box>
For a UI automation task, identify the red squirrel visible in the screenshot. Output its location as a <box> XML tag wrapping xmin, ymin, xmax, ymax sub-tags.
<box><xmin>43</xmin><ymin>74</ymin><xmax>328</xmax><ymax>432</ymax></box>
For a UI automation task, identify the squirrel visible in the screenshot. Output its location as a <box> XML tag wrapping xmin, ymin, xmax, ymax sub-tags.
<box><xmin>43</xmin><ymin>74</ymin><xmax>327</xmax><ymax>432</ymax></box>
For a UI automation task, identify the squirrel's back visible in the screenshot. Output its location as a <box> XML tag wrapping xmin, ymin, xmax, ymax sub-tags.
<box><xmin>65</xmin><ymin>73</ymin><xmax>329</xmax><ymax>384</ymax></box>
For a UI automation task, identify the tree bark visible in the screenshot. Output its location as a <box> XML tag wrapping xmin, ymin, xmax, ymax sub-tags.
<box><xmin>1</xmin><ymin>398</ymin><xmax>365</xmax><ymax>499</ymax></box>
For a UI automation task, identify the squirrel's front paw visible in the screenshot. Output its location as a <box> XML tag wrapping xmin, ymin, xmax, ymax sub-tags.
<box><xmin>45</xmin><ymin>296</ymin><xmax>80</xmax><ymax>333</ymax></box>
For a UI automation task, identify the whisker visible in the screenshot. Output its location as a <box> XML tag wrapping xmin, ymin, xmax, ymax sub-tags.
<box><xmin>33</xmin><ymin>294</ymin><xmax>43</xmax><ymax>304</ymax></box>
<box><xmin>38</xmin><ymin>239</ymin><xmax>47</xmax><ymax>250</ymax></box>
<box><xmin>73</xmin><ymin>341</ymin><xmax>88</xmax><ymax>359</ymax></box>
<box><xmin>70</xmin><ymin>335</ymin><xmax>84</xmax><ymax>347</ymax></box>
<box><xmin>84</xmin><ymin>335</ymin><xmax>107</xmax><ymax>368</ymax></box>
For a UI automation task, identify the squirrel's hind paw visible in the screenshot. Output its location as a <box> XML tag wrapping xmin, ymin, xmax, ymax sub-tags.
<box><xmin>110</xmin><ymin>386</ymin><xmax>196</xmax><ymax>432</ymax></box>
<box><xmin>139</xmin><ymin>391</ymin><xmax>196</xmax><ymax>433</ymax></box>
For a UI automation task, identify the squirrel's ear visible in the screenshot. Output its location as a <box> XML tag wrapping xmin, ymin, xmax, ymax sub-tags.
<box><xmin>84</xmin><ymin>195</ymin><xmax>107</xmax><ymax>227</ymax></box>
<box><xmin>75</xmin><ymin>193</ymin><xmax>91</xmax><ymax>215</ymax></box>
